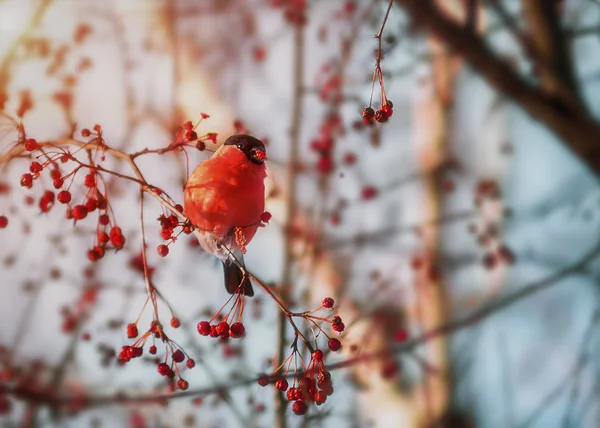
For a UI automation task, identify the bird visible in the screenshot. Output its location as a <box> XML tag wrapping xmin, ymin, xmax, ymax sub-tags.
<box><xmin>183</xmin><ymin>134</ymin><xmax>267</xmax><ymax>297</ymax></box>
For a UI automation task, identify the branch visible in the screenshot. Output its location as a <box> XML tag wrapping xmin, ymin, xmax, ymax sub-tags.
<box><xmin>3</xmin><ymin>239</ymin><xmax>597</xmax><ymax>411</ymax></box>
<box><xmin>396</xmin><ymin>0</ymin><xmax>600</xmax><ymax>179</ymax></box>
<box><xmin>522</xmin><ymin>0</ymin><xmax>582</xmax><ymax>107</ymax></box>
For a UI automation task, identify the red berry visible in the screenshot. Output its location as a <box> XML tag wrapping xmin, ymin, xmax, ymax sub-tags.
<box><xmin>24</xmin><ymin>138</ymin><xmax>39</xmax><ymax>151</ymax></box>
<box><xmin>286</xmin><ymin>387</ymin><xmax>297</xmax><ymax>401</ymax></box>
<box><xmin>172</xmin><ymin>349</ymin><xmax>185</xmax><ymax>363</ymax></box>
<box><xmin>316</xmin><ymin>155</ymin><xmax>334</xmax><ymax>174</ymax></box>
<box><xmin>498</xmin><ymin>245</ymin><xmax>516</xmax><ymax>264</ymax></box>
<box><xmin>84</xmin><ymin>174</ymin><xmax>95</xmax><ymax>188</ymax></box>
<box><xmin>361</xmin><ymin>107</ymin><xmax>375</xmax><ymax>120</ymax></box>
<box><xmin>20</xmin><ymin>173</ymin><xmax>33</xmax><ymax>188</ymax></box>
<box><xmin>196</xmin><ymin>141</ymin><xmax>206</xmax><ymax>151</ymax></box>
<box><xmin>328</xmin><ymin>338</ymin><xmax>341</xmax><ymax>352</ymax></box>
<box><xmin>322</xmin><ymin>297</ymin><xmax>334</xmax><ymax>308</ymax></box>
<box><xmin>110</xmin><ymin>227</ymin><xmax>125</xmax><ymax>248</ymax></box>
<box><xmin>260</xmin><ymin>211</ymin><xmax>272</xmax><ymax>223</ymax></box>
<box><xmin>72</xmin><ymin>205</ymin><xmax>88</xmax><ymax>220</ymax></box>
<box><xmin>312</xmin><ymin>349</ymin><xmax>324</xmax><ymax>361</ymax></box>
<box><xmin>98</xmin><ymin>231</ymin><xmax>109</xmax><ymax>244</ymax></box>
<box><xmin>375</xmin><ymin>110</ymin><xmax>388</xmax><ymax>123</ymax></box>
<box><xmin>257</xmin><ymin>374</ymin><xmax>270</xmax><ymax>387</ymax></box>
<box><xmin>186</xmin><ymin>359</ymin><xmax>195</xmax><ymax>368</ymax></box>
<box><xmin>186</xmin><ymin>130</ymin><xmax>198</xmax><ymax>141</ymax></box>
<box><xmin>197</xmin><ymin>321</ymin><xmax>211</xmax><ymax>336</ymax></box>
<box><xmin>0</xmin><ymin>216</ymin><xmax>7</xmax><ymax>229</ymax></box>
<box><xmin>126</xmin><ymin>323</ymin><xmax>138</xmax><ymax>338</ymax></box>
<box><xmin>85</xmin><ymin>198</ymin><xmax>98</xmax><ymax>212</ymax></box>
<box><xmin>177</xmin><ymin>379</ymin><xmax>189</xmax><ymax>390</ymax></box>
<box><xmin>275</xmin><ymin>378</ymin><xmax>289</xmax><ymax>391</ymax></box>
<box><xmin>314</xmin><ymin>391</ymin><xmax>327</xmax><ymax>405</ymax></box>
<box><xmin>292</xmin><ymin>400</ymin><xmax>307</xmax><ymax>415</ymax></box>
<box><xmin>382</xmin><ymin>103</ymin><xmax>393</xmax><ymax>117</ymax></box>
<box><xmin>149</xmin><ymin>345</ymin><xmax>157</xmax><ymax>355</ymax></box>
<box><xmin>157</xmin><ymin>244</ymin><xmax>169</xmax><ymax>257</ymax></box>
<box><xmin>118</xmin><ymin>346</ymin><xmax>131</xmax><ymax>362</ymax></box>
<box><xmin>332</xmin><ymin>322</ymin><xmax>345</xmax><ymax>333</ymax></box>
<box><xmin>50</xmin><ymin>169</ymin><xmax>61</xmax><ymax>180</ymax></box>
<box><xmin>229</xmin><ymin>322</ymin><xmax>245</xmax><ymax>338</ymax></box>
<box><xmin>99</xmin><ymin>214</ymin><xmax>110</xmax><ymax>225</ymax></box>
<box><xmin>157</xmin><ymin>363</ymin><xmax>170</xmax><ymax>376</ymax></box>
<box><xmin>81</xmin><ymin>128</ymin><xmax>91</xmax><ymax>137</ymax></box>
<box><xmin>216</xmin><ymin>321</ymin><xmax>229</xmax><ymax>337</ymax></box>
<box><xmin>29</xmin><ymin>162</ymin><xmax>42</xmax><ymax>173</ymax></box>
<box><xmin>170</xmin><ymin>317</ymin><xmax>180</xmax><ymax>328</ymax></box>
<box><xmin>361</xmin><ymin>186</ymin><xmax>378</xmax><ymax>200</ymax></box>
<box><xmin>53</xmin><ymin>178</ymin><xmax>64</xmax><ymax>189</ymax></box>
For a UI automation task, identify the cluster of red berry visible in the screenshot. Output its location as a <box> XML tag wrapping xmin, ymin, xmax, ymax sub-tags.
<box><xmin>258</xmin><ymin>297</ymin><xmax>344</xmax><ymax>415</ymax></box>
<box><xmin>361</xmin><ymin>99</ymin><xmax>393</xmax><ymax>124</ymax></box>
<box><xmin>470</xmin><ymin>179</ymin><xmax>516</xmax><ymax>270</ymax></box>
<box><xmin>19</xmin><ymin>130</ymin><xmax>125</xmax><ymax>262</ymax></box>
<box><xmin>119</xmin><ymin>320</ymin><xmax>194</xmax><ymax>391</ymax></box>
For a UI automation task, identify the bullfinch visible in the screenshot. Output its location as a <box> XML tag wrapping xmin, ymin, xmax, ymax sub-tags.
<box><xmin>183</xmin><ymin>134</ymin><xmax>267</xmax><ymax>297</ymax></box>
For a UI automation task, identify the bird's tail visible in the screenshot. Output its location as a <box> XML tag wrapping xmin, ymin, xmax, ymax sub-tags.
<box><xmin>222</xmin><ymin>259</ymin><xmax>254</xmax><ymax>297</ymax></box>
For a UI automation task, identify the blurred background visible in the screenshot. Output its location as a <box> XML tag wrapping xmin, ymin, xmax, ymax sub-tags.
<box><xmin>1</xmin><ymin>0</ymin><xmax>600</xmax><ymax>427</ymax></box>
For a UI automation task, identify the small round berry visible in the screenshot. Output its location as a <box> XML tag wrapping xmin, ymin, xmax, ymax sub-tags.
<box><xmin>85</xmin><ymin>198</ymin><xmax>98</xmax><ymax>212</ymax></box>
<box><xmin>29</xmin><ymin>162</ymin><xmax>42</xmax><ymax>174</ymax></box>
<box><xmin>24</xmin><ymin>138</ymin><xmax>39</xmax><ymax>151</ymax></box>
<box><xmin>98</xmin><ymin>231</ymin><xmax>109</xmax><ymax>244</ymax></box>
<box><xmin>50</xmin><ymin>169</ymin><xmax>61</xmax><ymax>180</ymax></box>
<box><xmin>84</xmin><ymin>174</ymin><xmax>96</xmax><ymax>188</ymax></box>
<box><xmin>375</xmin><ymin>110</ymin><xmax>388</xmax><ymax>123</ymax></box>
<box><xmin>332</xmin><ymin>322</ymin><xmax>345</xmax><ymax>333</ymax></box>
<box><xmin>382</xmin><ymin>103</ymin><xmax>393</xmax><ymax>117</ymax></box>
<box><xmin>157</xmin><ymin>363</ymin><xmax>170</xmax><ymax>376</ymax></box>
<box><xmin>186</xmin><ymin>359</ymin><xmax>195</xmax><ymax>369</ymax></box>
<box><xmin>170</xmin><ymin>317</ymin><xmax>181</xmax><ymax>328</ymax></box>
<box><xmin>216</xmin><ymin>321</ymin><xmax>229</xmax><ymax>337</ymax></box>
<box><xmin>292</xmin><ymin>400</ymin><xmax>307</xmax><ymax>415</ymax></box>
<box><xmin>257</xmin><ymin>374</ymin><xmax>270</xmax><ymax>387</ymax></box>
<box><xmin>275</xmin><ymin>378</ymin><xmax>289</xmax><ymax>391</ymax></box>
<box><xmin>81</xmin><ymin>128</ymin><xmax>91</xmax><ymax>137</ymax></box>
<box><xmin>322</xmin><ymin>297</ymin><xmax>334</xmax><ymax>308</ymax></box>
<box><xmin>53</xmin><ymin>178</ymin><xmax>64</xmax><ymax>189</ymax></box>
<box><xmin>361</xmin><ymin>107</ymin><xmax>375</xmax><ymax>120</ymax></box>
<box><xmin>20</xmin><ymin>173</ymin><xmax>33</xmax><ymax>188</ymax></box>
<box><xmin>328</xmin><ymin>338</ymin><xmax>342</xmax><ymax>352</ymax></box>
<box><xmin>0</xmin><ymin>216</ymin><xmax>7</xmax><ymax>229</ymax></box>
<box><xmin>99</xmin><ymin>214</ymin><xmax>110</xmax><ymax>225</ymax></box>
<box><xmin>149</xmin><ymin>345</ymin><xmax>157</xmax><ymax>355</ymax></box>
<box><xmin>186</xmin><ymin>130</ymin><xmax>198</xmax><ymax>141</ymax></box>
<box><xmin>197</xmin><ymin>321</ymin><xmax>211</xmax><ymax>336</ymax></box>
<box><xmin>157</xmin><ymin>244</ymin><xmax>169</xmax><ymax>257</ymax></box>
<box><xmin>286</xmin><ymin>387</ymin><xmax>297</xmax><ymax>401</ymax></box>
<box><xmin>172</xmin><ymin>349</ymin><xmax>185</xmax><ymax>363</ymax></box>
<box><xmin>312</xmin><ymin>349</ymin><xmax>324</xmax><ymax>361</ymax></box>
<box><xmin>126</xmin><ymin>323</ymin><xmax>138</xmax><ymax>338</ymax></box>
<box><xmin>229</xmin><ymin>322</ymin><xmax>245</xmax><ymax>338</ymax></box>
<box><xmin>72</xmin><ymin>205</ymin><xmax>88</xmax><ymax>220</ymax></box>
<box><xmin>260</xmin><ymin>211</ymin><xmax>272</xmax><ymax>223</ymax></box>
<box><xmin>177</xmin><ymin>379</ymin><xmax>189</xmax><ymax>390</ymax></box>
<box><xmin>315</xmin><ymin>391</ymin><xmax>327</xmax><ymax>405</ymax></box>
<box><xmin>196</xmin><ymin>141</ymin><xmax>206</xmax><ymax>151</ymax></box>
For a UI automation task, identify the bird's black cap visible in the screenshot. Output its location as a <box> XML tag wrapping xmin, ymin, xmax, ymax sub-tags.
<box><xmin>224</xmin><ymin>134</ymin><xmax>266</xmax><ymax>165</ymax></box>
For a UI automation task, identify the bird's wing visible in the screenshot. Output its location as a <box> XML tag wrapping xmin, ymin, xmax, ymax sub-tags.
<box><xmin>184</xmin><ymin>181</ymin><xmax>232</xmax><ymax>238</ymax></box>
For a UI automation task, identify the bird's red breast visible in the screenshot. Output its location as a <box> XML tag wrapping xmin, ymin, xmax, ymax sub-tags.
<box><xmin>183</xmin><ymin>144</ymin><xmax>267</xmax><ymax>246</ymax></box>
